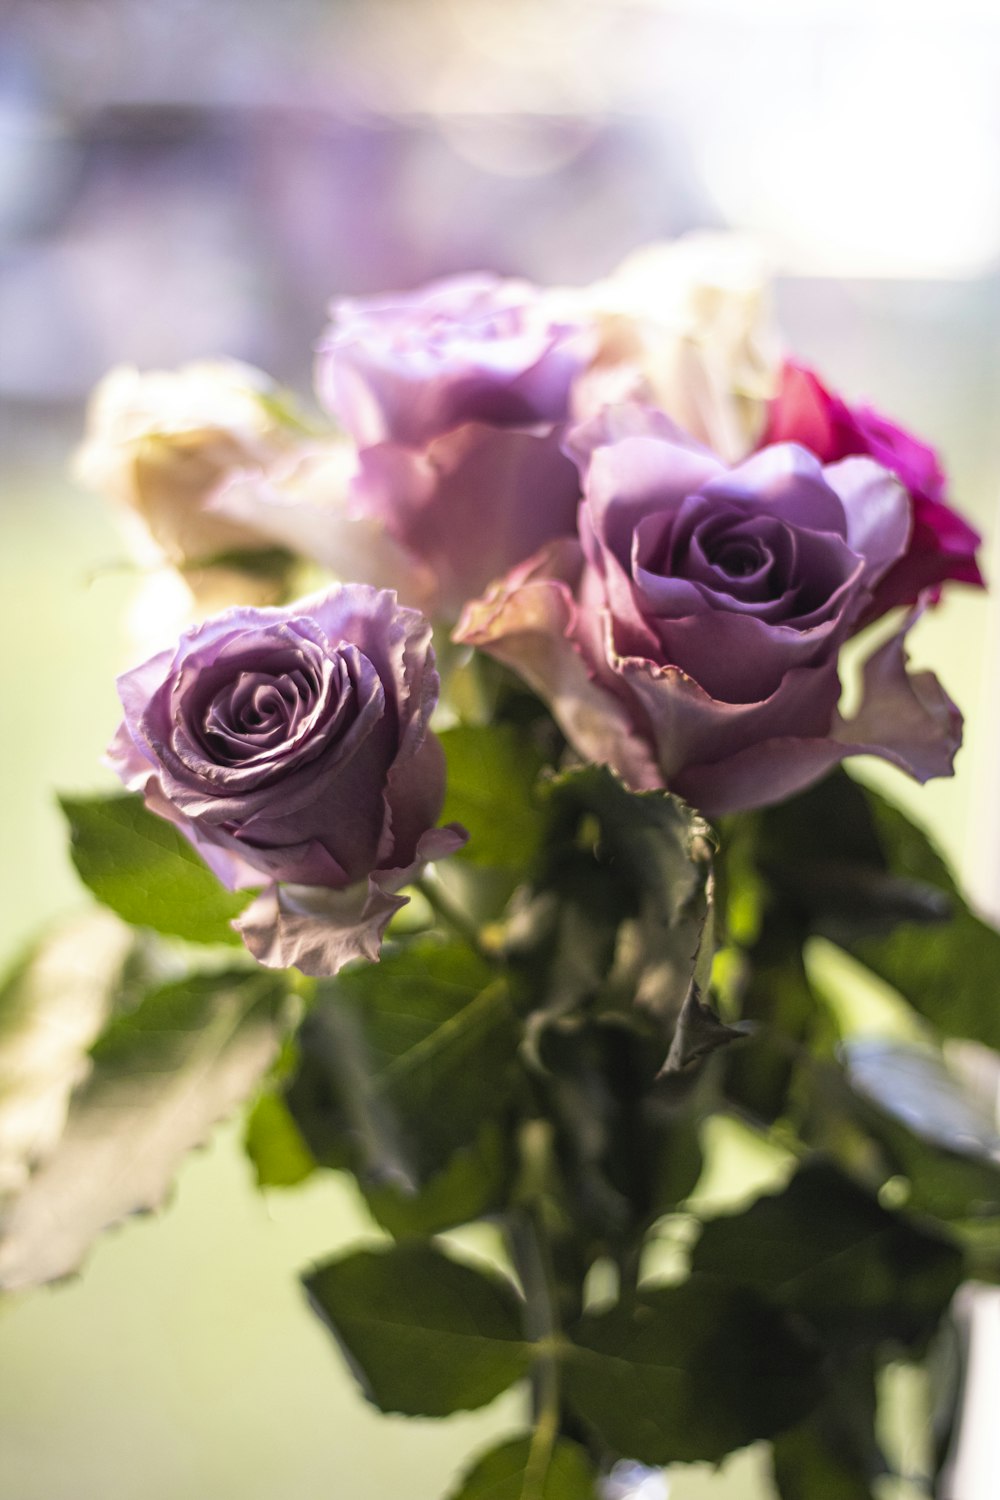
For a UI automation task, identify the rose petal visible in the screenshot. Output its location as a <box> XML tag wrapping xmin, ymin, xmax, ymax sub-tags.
<box><xmin>454</xmin><ymin>542</ymin><xmax>661</xmax><ymax>791</ymax></box>
<box><xmin>824</xmin><ymin>456</ymin><xmax>912</xmax><ymax>592</ymax></box>
<box><xmin>351</xmin><ymin>420</ymin><xmax>581</xmax><ymax>615</ymax></box>
<box><xmin>673</xmin><ymin>614</ymin><xmax>960</xmax><ymax>815</ymax></box>
<box><xmin>235</xmin><ymin>879</ymin><xmax>408</xmax><ymax>977</ymax></box>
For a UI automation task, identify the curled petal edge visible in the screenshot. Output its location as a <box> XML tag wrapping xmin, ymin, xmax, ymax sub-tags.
<box><xmin>676</xmin><ymin>611</ymin><xmax>961</xmax><ymax>815</ymax></box>
<box><xmin>454</xmin><ymin>544</ymin><xmax>660</xmax><ymax>791</ymax></box>
<box><xmin>234</xmin><ymin>823</ymin><xmax>467</xmax><ymax>978</ymax></box>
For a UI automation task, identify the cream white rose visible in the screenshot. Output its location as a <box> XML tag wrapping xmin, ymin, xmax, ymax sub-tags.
<box><xmin>567</xmin><ymin>232</ymin><xmax>780</xmax><ymax>463</ymax></box>
<box><xmin>73</xmin><ymin>359</ymin><xmax>297</xmax><ymax>569</ymax></box>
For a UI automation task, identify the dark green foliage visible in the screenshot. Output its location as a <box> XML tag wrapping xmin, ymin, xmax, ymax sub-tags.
<box><xmin>304</xmin><ymin>1243</ymin><xmax>531</xmax><ymax>1416</ymax></box>
<box><xmin>563</xmin><ymin>1279</ymin><xmax>823</xmax><ymax>1465</ymax></box>
<box><xmin>448</xmin><ymin>1435</ymin><xmax>597</xmax><ymax>1500</ymax></box>
<box><xmin>691</xmin><ymin>1160</ymin><xmax>963</xmax><ymax>1352</ymax></box>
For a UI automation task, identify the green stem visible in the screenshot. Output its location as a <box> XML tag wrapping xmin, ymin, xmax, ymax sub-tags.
<box><xmin>412</xmin><ymin>874</ymin><xmax>487</xmax><ymax>958</ymax></box>
<box><xmin>507</xmin><ymin>1206</ymin><xmax>563</xmax><ymax>1450</ymax></box>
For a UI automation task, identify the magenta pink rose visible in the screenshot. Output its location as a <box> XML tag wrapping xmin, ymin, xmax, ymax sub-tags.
<box><xmin>762</xmin><ymin>361</ymin><xmax>984</xmax><ymax>616</ymax></box>
<box><xmin>456</xmin><ymin>406</ymin><xmax>961</xmax><ymax>817</ymax></box>
<box><xmin>315</xmin><ymin>274</ymin><xmax>595</xmax><ymax>614</ymax></box>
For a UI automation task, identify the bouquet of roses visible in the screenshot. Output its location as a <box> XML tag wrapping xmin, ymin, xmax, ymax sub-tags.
<box><xmin>3</xmin><ymin>234</ymin><xmax>997</xmax><ymax>1498</ymax></box>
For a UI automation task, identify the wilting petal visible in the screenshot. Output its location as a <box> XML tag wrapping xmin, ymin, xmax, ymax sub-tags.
<box><xmin>235</xmin><ymin>879</ymin><xmax>408</xmax><ymax>976</ymax></box>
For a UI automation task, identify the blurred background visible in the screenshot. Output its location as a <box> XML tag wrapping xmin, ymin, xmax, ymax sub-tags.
<box><xmin>3</xmin><ymin>1</ymin><xmax>1000</xmax><ymax>1496</ymax></box>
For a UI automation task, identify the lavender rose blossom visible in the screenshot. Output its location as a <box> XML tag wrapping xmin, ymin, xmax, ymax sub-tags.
<box><xmin>315</xmin><ymin>274</ymin><xmax>595</xmax><ymax>614</ymax></box>
<box><xmin>457</xmin><ymin>407</ymin><xmax>961</xmax><ymax>816</ymax></box>
<box><xmin>108</xmin><ymin>585</ymin><xmax>465</xmax><ymax>975</ymax></box>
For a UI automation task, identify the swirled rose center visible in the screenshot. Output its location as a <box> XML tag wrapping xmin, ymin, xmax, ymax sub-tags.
<box><xmin>162</xmin><ymin>627</ymin><xmax>376</xmax><ymax>793</ymax></box>
<box><xmin>626</xmin><ymin>484</ymin><xmax>861</xmax><ymax>634</ymax></box>
<box><xmin>202</xmin><ymin>662</ymin><xmax>324</xmax><ymax>764</ymax></box>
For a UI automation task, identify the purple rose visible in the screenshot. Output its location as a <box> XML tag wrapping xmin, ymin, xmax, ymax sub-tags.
<box><xmin>107</xmin><ymin>585</ymin><xmax>465</xmax><ymax>975</ymax></box>
<box><xmin>762</xmin><ymin>361</ymin><xmax>985</xmax><ymax>616</ymax></box>
<box><xmin>315</xmin><ymin>274</ymin><xmax>595</xmax><ymax>614</ymax></box>
<box><xmin>456</xmin><ymin>406</ymin><xmax>961</xmax><ymax>816</ymax></box>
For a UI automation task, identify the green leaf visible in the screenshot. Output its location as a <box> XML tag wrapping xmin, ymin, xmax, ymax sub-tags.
<box><xmin>532</xmin><ymin>766</ymin><xmax>713</xmax><ymax>1027</ymax></box>
<box><xmin>771</xmin><ymin>1348</ymin><xmax>885</xmax><ymax>1500</ymax></box>
<box><xmin>61</xmin><ymin>792</ymin><xmax>249</xmax><ymax>946</ymax></box>
<box><xmin>772</xmin><ymin>1436</ymin><xmax>876</xmax><ymax>1500</ymax></box>
<box><xmin>563</xmin><ymin>1278</ymin><xmax>822</xmax><ymax>1465</ymax></box>
<box><xmin>287</xmin><ymin>941</ymin><xmax>519</xmax><ymax>1188</ymax></box>
<box><xmin>363</xmin><ymin>1121</ymin><xmax>511</xmax><ymax>1238</ymax></box>
<box><xmin>852</xmin><ymin>792</ymin><xmax>1000</xmax><ymax>1049</ymax></box>
<box><xmin>0</xmin><ymin>967</ymin><xmax>293</xmax><ymax>1289</ymax></box>
<box><xmin>448</xmin><ymin>1435</ymin><xmax>596</xmax><ymax>1500</ymax></box>
<box><xmin>772</xmin><ymin>1420</ymin><xmax>879</xmax><ymax>1499</ymax></box>
<box><xmin>244</xmin><ymin>1089</ymin><xmax>316</xmax><ymax>1189</ymax></box>
<box><xmin>305</xmin><ymin>1243</ymin><xmax>531</xmax><ymax>1416</ymax></box>
<box><xmin>690</xmin><ymin>1159</ymin><xmax>963</xmax><ymax>1350</ymax></box>
<box><xmin>440</xmin><ymin>723</ymin><xmax>546</xmax><ymax>870</ymax></box>
<box><xmin>533</xmin><ymin>1020</ymin><xmax>703</xmax><ymax>1246</ymax></box>
<box><xmin>754</xmin><ymin>773</ymin><xmax>1000</xmax><ymax>1049</ymax></box>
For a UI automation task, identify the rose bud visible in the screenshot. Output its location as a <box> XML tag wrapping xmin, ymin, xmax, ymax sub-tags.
<box><xmin>107</xmin><ymin>584</ymin><xmax>466</xmax><ymax>976</ymax></box>
<box><xmin>762</xmin><ymin>360</ymin><xmax>985</xmax><ymax>615</ymax></box>
<box><xmin>456</xmin><ymin>405</ymin><xmax>961</xmax><ymax>817</ymax></box>
<box><xmin>315</xmin><ymin>273</ymin><xmax>596</xmax><ymax>615</ymax></box>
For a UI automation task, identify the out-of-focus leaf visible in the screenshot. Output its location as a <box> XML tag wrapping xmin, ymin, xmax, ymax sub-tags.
<box><xmin>448</xmin><ymin>1434</ymin><xmax>597</xmax><ymax>1500</ymax></box>
<box><xmin>771</xmin><ymin>1346</ymin><xmax>885</xmax><ymax>1500</ymax></box>
<box><xmin>847</xmin><ymin>1041</ymin><xmax>1000</xmax><ymax>1160</ymax></box>
<box><xmin>0</xmin><ymin>910</ymin><xmax>134</xmax><ymax>1211</ymax></box>
<box><xmin>363</xmin><ymin>1122</ymin><xmax>511</xmax><ymax>1238</ymax></box>
<box><xmin>244</xmin><ymin>1089</ymin><xmax>316</xmax><ymax>1189</ymax></box>
<box><xmin>525</xmin><ymin>767</ymin><xmax>712</xmax><ymax>1040</ymax></box>
<box><xmin>660</xmin><ymin>984</ymin><xmax>749</xmax><ymax>1076</ymax></box>
<box><xmin>690</xmin><ymin>1159</ymin><xmax>963</xmax><ymax>1350</ymax></box>
<box><xmin>842</xmin><ymin>1041</ymin><xmax>1000</xmax><ymax>1224</ymax></box>
<box><xmin>305</xmin><ymin>1242</ymin><xmax>530</xmax><ymax>1416</ymax></box>
<box><xmin>755</xmin><ymin>773</ymin><xmax>951</xmax><ymax>941</ymax></box>
<box><xmin>723</xmin><ymin>945</ymin><xmax>831</xmax><ymax>1125</ymax></box>
<box><xmin>852</xmin><ymin>792</ymin><xmax>1000</xmax><ymax>1049</ymax></box>
<box><xmin>287</xmin><ymin>941</ymin><xmax>518</xmax><ymax>1191</ymax></box>
<box><xmin>61</xmin><ymin>792</ymin><xmax>249</xmax><ymax>946</ymax></box>
<box><xmin>772</xmin><ymin>1412</ymin><xmax>879</xmax><ymax>1499</ymax></box>
<box><xmin>440</xmin><ymin>723</ymin><xmax>546</xmax><ymax>871</ymax></box>
<box><xmin>755</xmin><ymin>773</ymin><xmax>1000</xmax><ymax>1050</ymax></box>
<box><xmin>563</xmin><ymin>1279</ymin><xmax>822</xmax><ymax>1465</ymax></box>
<box><xmin>0</xmin><ymin>967</ymin><xmax>293</xmax><ymax>1289</ymax></box>
<box><xmin>533</xmin><ymin>1020</ymin><xmax>703</xmax><ymax>1247</ymax></box>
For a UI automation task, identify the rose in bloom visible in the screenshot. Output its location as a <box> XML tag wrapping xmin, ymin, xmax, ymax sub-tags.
<box><xmin>567</xmin><ymin>232</ymin><xmax>780</xmax><ymax>462</ymax></box>
<box><xmin>74</xmin><ymin>360</ymin><xmax>296</xmax><ymax>571</ymax></box>
<box><xmin>107</xmin><ymin>585</ymin><xmax>465</xmax><ymax>975</ymax></box>
<box><xmin>762</xmin><ymin>360</ymin><xmax>984</xmax><ymax>615</ymax></box>
<box><xmin>315</xmin><ymin>274</ymin><xmax>595</xmax><ymax>614</ymax></box>
<box><xmin>456</xmin><ymin>407</ymin><xmax>961</xmax><ymax>816</ymax></box>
